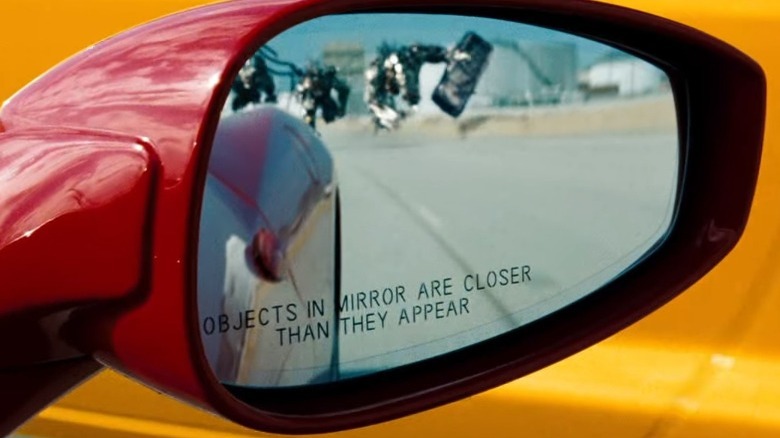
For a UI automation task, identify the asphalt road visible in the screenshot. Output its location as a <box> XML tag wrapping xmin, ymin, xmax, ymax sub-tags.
<box><xmin>321</xmin><ymin>125</ymin><xmax>678</xmax><ymax>373</ymax></box>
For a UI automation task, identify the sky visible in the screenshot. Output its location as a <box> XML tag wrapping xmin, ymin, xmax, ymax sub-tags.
<box><xmin>259</xmin><ymin>13</ymin><xmax>628</xmax><ymax>74</ymax></box>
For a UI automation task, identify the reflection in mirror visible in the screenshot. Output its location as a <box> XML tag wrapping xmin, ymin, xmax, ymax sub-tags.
<box><xmin>198</xmin><ymin>13</ymin><xmax>678</xmax><ymax>389</ymax></box>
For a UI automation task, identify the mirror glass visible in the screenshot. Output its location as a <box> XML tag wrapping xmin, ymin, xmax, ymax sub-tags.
<box><xmin>197</xmin><ymin>12</ymin><xmax>679</xmax><ymax>388</ymax></box>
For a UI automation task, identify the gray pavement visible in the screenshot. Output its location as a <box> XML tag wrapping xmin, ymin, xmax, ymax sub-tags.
<box><xmin>322</xmin><ymin>126</ymin><xmax>678</xmax><ymax>373</ymax></box>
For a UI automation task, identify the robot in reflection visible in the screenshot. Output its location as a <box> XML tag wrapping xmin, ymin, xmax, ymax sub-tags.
<box><xmin>231</xmin><ymin>54</ymin><xmax>278</xmax><ymax>111</ymax></box>
<box><xmin>295</xmin><ymin>63</ymin><xmax>351</xmax><ymax>129</ymax></box>
<box><xmin>365</xmin><ymin>31</ymin><xmax>493</xmax><ymax>131</ymax></box>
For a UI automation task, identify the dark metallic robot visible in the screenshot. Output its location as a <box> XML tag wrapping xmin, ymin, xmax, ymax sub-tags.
<box><xmin>296</xmin><ymin>64</ymin><xmax>351</xmax><ymax>129</ymax></box>
<box><xmin>365</xmin><ymin>33</ymin><xmax>493</xmax><ymax>131</ymax></box>
<box><xmin>365</xmin><ymin>43</ymin><xmax>448</xmax><ymax>130</ymax></box>
<box><xmin>231</xmin><ymin>54</ymin><xmax>277</xmax><ymax>111</ymax></box>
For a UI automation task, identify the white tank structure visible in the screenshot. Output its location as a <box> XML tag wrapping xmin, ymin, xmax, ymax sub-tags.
<box><xmin>406</xmin><ymin>39</ymin><xmax>578</xmax><ymax>116</ymax></box>
<box><xmin>581</xmin><ymin>52</ymin><xmax>667</xmax><ymax>99</ymax></box>
<box><xmin>474</xmin><ymin>39</ymin><xmax>577</xmax><ymax>108</ymax></box>
<box><xmin>418</xmin><ymin>63</ymin><xmax>448</xmax><ymax>115</ymax></box>
<box><xmin>322</xmin><ymin>43</ymin><xmax>369</xmax><ymax>116</ymax></box>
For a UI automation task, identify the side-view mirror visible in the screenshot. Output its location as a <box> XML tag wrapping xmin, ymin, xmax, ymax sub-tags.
<box><xmin>0</xmin><ymin>0</ymin><xmax>765</xmax><ymax>434</ymax></box>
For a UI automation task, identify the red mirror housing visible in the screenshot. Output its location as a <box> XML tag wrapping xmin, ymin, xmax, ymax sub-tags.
<box><xmin>0</xmin><ymin>0</ymin><xmax>765</xmax><ymax>435</ymax></box>
<box><xmin>0</xmin><ymin>131</ymin><xmax>156</xmax><ymax>319</ymax></box>
<box><xmin>0</xmin><ymin>1</ymin><xmax>279</xmax><ymax>432</ymax></box>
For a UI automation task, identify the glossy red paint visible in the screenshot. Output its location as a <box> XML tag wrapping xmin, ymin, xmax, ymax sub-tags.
<box><xmin>0</xmin><ymin>128</ymin><xmax>157</xmax><ymax>431</ymax></box>
<box><xmin>1</xmin><ymin>0</ymin><xmax>339</xmax><ymax>432</ymax></box>
<box><xmin>1</xmin><ymin>0</ymin><xmax>302</xmax><ymax>426</ymax></box>
<box><xmin>0</xmin><ymin>128</ymin><xmax>158</xmax><ymax>371</ymax></box>
<box><xmin>0</xmin><ymin>0</ymin><xmax>765</xmax><ymax>435</ymax></box>
<box><xmin>0</xmin><ymin>130</ymin><xmax>156</xmax><ymax>318</ymax></box>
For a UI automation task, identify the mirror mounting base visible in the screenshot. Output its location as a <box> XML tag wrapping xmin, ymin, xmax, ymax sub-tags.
<box><xmin>0</xmin><ymin>356</ymin><xmax>101</xmax><ymax>437</ymax></box>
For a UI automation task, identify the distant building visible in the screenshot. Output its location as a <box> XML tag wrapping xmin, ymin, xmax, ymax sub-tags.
<box><xmin>417</xmin><ymin>39</ymin><xmax>578</xmax><ymax>113</ymax></box>
<box><xmin>474</xmin><ymin>39</ymin><xmax>577</xmax><ymax>107</ymax></box>
<box><xmin>580</xmin><ymin>52</ymin><xmax>667</xmax><ymax>99</ymax></box>
<box><xmin>322</xmin><ymin>43</ymin><xmax>368</xmax><ymax>115</ymax></box>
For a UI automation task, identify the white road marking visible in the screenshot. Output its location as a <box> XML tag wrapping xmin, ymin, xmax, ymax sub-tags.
<box><xmin>416</xmin><ymin>204</ymin><xmax>443</xmax><ymax>230</ymax></box>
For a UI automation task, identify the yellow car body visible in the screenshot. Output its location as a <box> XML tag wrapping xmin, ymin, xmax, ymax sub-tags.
<box><xmin>3</xmin><ymin>0</ymin><xmax>780</xmax><ymax>436</ymax></box>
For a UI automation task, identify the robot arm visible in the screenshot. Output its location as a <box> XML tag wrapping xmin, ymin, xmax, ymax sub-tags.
<box><xmin>418</xmin><ymin>45</ymin><xmax>449</xmax><ymax>64</ymax></box>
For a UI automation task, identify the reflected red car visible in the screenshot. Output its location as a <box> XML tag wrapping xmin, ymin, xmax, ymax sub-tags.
<box><xmin>198</xmin><ymin>106</ymin><xmax>338</xmax><ymax>387</ymax></box>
